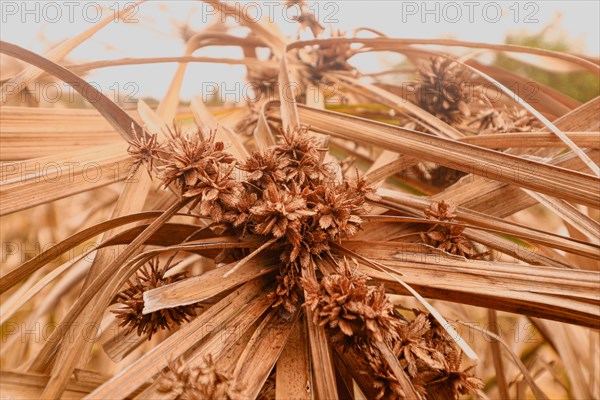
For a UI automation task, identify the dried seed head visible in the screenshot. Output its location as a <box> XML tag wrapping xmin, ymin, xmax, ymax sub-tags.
<box><xmin>425</xmin><ymin>200</ymin><xmax>457</xmax><ymax>221</ymax></box>
<box><xmin>415</xmin><ymin>57</ymin><xmax>474</xmax><ymax>125</ymax></box>
<box><xmin>394</xmin><ymin>314</ymin><xmax>447</xmax><ymax>378</ymax></box>
<box><xmin>268</xmin><ymin>261</ymin><xmax>302</xmax><ymax>314</ymax></box>
<box><xmin>158</xmin><ymin>127</ymin><xmax>240</xmax><ymax>221</ymax></box>
<box><xmin>112</xmin><ymin>258</ymin><xmax>196</xmax><ymax>340</ymax></box>
<box><xmin>241</xmin><ymin>151</ymin><xmax>290</xmax><ymax>188</ymax></box>
<box><xmin>421</xmin><ymin>200</ymin><xmax>476</xmax><ymax>258</ymax></box>
<box><xmin>126</xmin><ymin>125</ymin><xmax>166</xmax><ymax>179</ymax></box>
<box><xmin>473</xmin><ymin>104</ymin><xmax>544</xmax><ymax>134</ymax></box>
<box><xmin>303</xmin><ymin>258</ymin><xmax>400</xmax><ymax>343</ymax></box>
<box><xmin>157</xmin><ymin>355</ymin><xmax>242</xmax><ymax>400</ymax></box>
<box><xmin>274</xmin><ymin>127</ymin><xmax>332</xmax><ymax>185</ymax></box>
<box><xmin>417</xmin><ymin>350</ymin><xmax>484</xmax><ymax>400</ymax></box>
<box><xmin>250</xmin><ymin>183</ymin><xmax>315</xmax><ymax>241</ymax></box>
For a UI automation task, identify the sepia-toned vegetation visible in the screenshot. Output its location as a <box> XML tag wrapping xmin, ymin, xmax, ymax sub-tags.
<box><xmin>1</xmin><ymin>1</ymin><xmax>599</xmax><ymax>399</ymax></box>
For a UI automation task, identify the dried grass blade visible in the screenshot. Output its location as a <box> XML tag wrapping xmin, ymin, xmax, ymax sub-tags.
<box><xmin>376</xmin><ymin>340</ymin><xmax>420</xmax><ymax>399</ymax></box>
<box><xmin>0</xmin><ymin>369</ymin><xmax>109</xmax><ymax>399</ymax></box>
<box><xmin>0</xmin><ymin>41</ymin><xmax>142</xmax><ymax>139</ymax></box>
<box><xmin>278</xmin><ymin>55</ymin><xmax>300</xmax><ymax>130</ymax></box>
<box><xmin>276</xmin><ymin>316</ymin><xmax>312</xmax><ymax>400</ymax></box>
<box><xmin>458</xmin><ymin>321</ymin><xmax>550</xmax><ymax>400</ymax></box>
<box><xmin>232</xmin><ymin>309</ymin><xmax>299</xmax><ymax>399</ymax></box>
<box><xmin>331</xmin><ymin>73</ymin><xmax>464</xmax><ymax>139</ymax></box>
<box><xmin>190</xmin><ymin>96</ymin><xmax>249</xmax><ymax>159</ymax></box>
<box><xmin>34</xmin><ymin>200</ymin><xmax>189</xmax><ymax>398</ymax></box>
<box><xmin>143</xmin><ymin>256</ymin><xmax>276</xmax><ymax>313</ymax></box>
<box><xmin>375</xmin><ymin>190</ymin><xmax>600</xmax><ymax>259</ymax></box>
<box><xmin>0</xmin><ymin>252</ymin><xmax>91</xmax><ymax>325</ymax></box>
<box><xmin>487</xmin><ymin>310</ymin><xmax>510</xmax><ymax>400</ymax></box>
<box><xmin>0</xmin><ymin>211</ymin><xmax>165</xmax><ymax>293</ymax></box>
<box><xmin>460</xmin><ymin>62</ymin><xmax>599</xmax><ymax>176</ymax></box>
<box><xmin>0</xmin><ymin>143</ymin><xmax>132</xmax><ymax>216</ymax></box>
<box><xmin>531</xmin><ymin>318</ymin><xmax>595</xmax><ymax>399</ymax></box>
<box><xmin>267</xmin><ymin>103</ymin><xmax>600</xmax><ymax>208</ymax></box>
<box><xmin>287</xmin><ymin>37</ymin><xmax>599</xmax><ymax>73</ymax></box>
<box><xmin>360</xmin><ymin>256</ymin><xmax>600</xmax><ymax>327</ymax></box>
<box><xmin>521</xmin><ymin>189</ymin><xmax>600</xmax><ymax>242</ymax></box>
<box><xmin>302</xmin><ymin>260</ymin><xmax>338</xmax><ymax>399</ymax></box>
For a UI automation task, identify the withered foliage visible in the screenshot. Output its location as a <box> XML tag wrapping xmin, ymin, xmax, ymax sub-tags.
<box><xmin>4</xmin><ymin>4</ymin><xmax>599</xmax><ymax>400</ymax></box>
<box><xmin>113</xmin><ymin>258</ymin><xmax>197</xmax><ymax>339</ymax></box>
<box><xmin>123</xmin><ymin>124</ymin><xmax>483</xmax><ymax>398</ymax></box>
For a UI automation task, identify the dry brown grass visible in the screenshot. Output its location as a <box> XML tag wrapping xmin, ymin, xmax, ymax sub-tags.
<box><xmin>1</xmin><ymin>1</ymin><xmax>599</xmax><ymax>399</ymax></box>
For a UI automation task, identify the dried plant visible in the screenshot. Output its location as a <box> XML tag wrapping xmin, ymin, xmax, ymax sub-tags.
<box><xmin>157</xmin><ymin>356</ymin><xmax>242</xmax><ymax>400</ymax></box>
<box><xmin>112</xmin><ymin>258</ymin><xmax>197</xmax><ymax>339</ymax></box>
<box><xmin>414</xmin><ymin>57</ymin><xmax>474</xmax><ymax>125</ymax></box>
<box><xmin>472</xmin><ymin>104</ymin><xmax>545</xmax><ymax>134</ymax></box>
<box><xmin>420</xmin><ymin>200</ymin><xmax>476</xmax><ymax>258</ymax></box>
<box><xmin>2</xmin><ymin>3</ymin><xmax>599</xmax><ymax>400</ymax></box>
<box><xmin>126</xmin><ymin>126</ymin><xmax>166</xmax><ymax>179</ymax></box>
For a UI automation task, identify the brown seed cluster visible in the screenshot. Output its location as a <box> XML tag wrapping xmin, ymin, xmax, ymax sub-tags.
<box><xmin>473</xmin><ymin>104</ymin><xmax>544</xmax><ymax>134</ymax></box>
<box><xmin>159</xmin><ymin>128</ymin><xmax>240</xmax><ymax>220</ymax></box>
<box><xmin>414</xmin><ymin>57</ymin><xmax>474</xmax><ymax>125</ymax></box>
<box><xmin>112</xmin><ymin>258</ymin><xmax>197</xmax><ymax>340</ymax></box>
<box><xmin>128</xmin><ymin>126</ymin><xmax>376</xmax><ymax>313</ymax></box>
<box><xmin>157</xmin><ymin>356</ymin><xmax>242</xmax><ymax>400</ymax></box>
<box><xmin>304</xmin><ymin>258</ymin><xmax>400</xmax><ymax>344</ymax></box>
<box><xmin>126</xmin><ymin>126</ymin><xmax>166</xmax><ymax>180</ymax></box>
<box><xmin>304</xmin><ymin>259</ymin><xmax>483</xmax><ymax>399</ymax></box>
<box><xmin>420</xmin><ymin>200</ymin><xmax>476</xmax><ymax>258</ymax></box>
<box><xmin>127</xmin><ymin>127</ymin><xmax>482</xmax><ymax>398</ymax></box>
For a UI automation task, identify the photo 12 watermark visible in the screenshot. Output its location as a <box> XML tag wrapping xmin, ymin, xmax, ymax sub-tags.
<box><xmin>399</xmin><ymin>1</ymin><xmax>540</xmax><ymax>24</ymax></box>
<box><xmin>0</xmin><ymin>1</ymin><xmax>139</xmax><ymax>24</ymax></box>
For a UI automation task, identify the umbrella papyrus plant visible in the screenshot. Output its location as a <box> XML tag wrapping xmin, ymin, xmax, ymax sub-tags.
<box><xmin>1</xmin><ymin>1</ymin><xmax>599</xmax><ymax>399</ymax></box>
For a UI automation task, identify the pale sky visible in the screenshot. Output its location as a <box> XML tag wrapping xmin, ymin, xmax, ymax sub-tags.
<box><xmin>1</xmin><ymin>1</ymin><xmax>598</xmax><ymax>101</ymax></box>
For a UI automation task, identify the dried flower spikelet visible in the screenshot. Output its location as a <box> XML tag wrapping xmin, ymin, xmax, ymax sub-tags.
<box><xmin>275</xmin><ymin>126</ymin><xmax>332</xmax><ymax>185</ymax></box>
<box><xmin>251</xmin><ymin>183</ymin><xmax>315</xmax><ymax>242</ymax></box>
<box><xmin>112</xmin><ymin>259</ymin><xmax>196</xmax><ymax>340</ymax></box>
<box><xmin>157</xmin><ymin>355</ymin><xmax>242</xmax><ymax>400</ymax></box>
<box><xmin>158</xmin><ymin>127</ymin><xmax>240</xmax><ymax>221</ymax></box>
<box><xmin>313</xmin><ymin>31</ymin><xmax>354</xmax><ymax>76</ymax></box>
<box><xmin>364</xmin><ymin>310</ymin><xmax>482</xmax><ymax>400</ymax></box>
<box><xmin>415</xmin><ymin>57</ymin><xmax>474</xmax><ymax>125</ymax></box>
<box><xmin>473</xmin><ymin>103</ymin><xmax>544</xmax><ymax>134</ymax></box>
<box><xmin>241</xmin><ymin>151</ymin><xmax>290</xmax><ymax>188</ymax></box>
<box><xmin>126</xmin><ymin>125</ymin><xmax>166</xmax><ymax>179</ymax></box>
<box><xmin>365</xmin><ymin>345</ymin><xmax>407</xmax><ymax>400</ymax></box>
<box><xmin>417</xmin><ymin>350</ymin><xmax>484</xmax><ymax>400</ymax></box>
<box><xmin>303</xmin><ymin>258</ymin><xmax>400</xmax><ymax>343</ymax></box>
<box><xmin>394</xmin><ymin>314</ymin><xmax>447</xmax><ymax>378</ymax></box>
<box><xmin>269</xmin><ymin>261</ymin><xmax>302</xmax><ymax>313</ymax></box>
<box><xmin>421</xmin><ymin>200</ymin><xmax>475</xmax><ymax>258</ymax></box>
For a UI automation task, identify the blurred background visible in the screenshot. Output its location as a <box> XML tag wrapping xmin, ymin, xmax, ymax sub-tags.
<box><xmin>1</xmin><ymin>1</ymin><xmax>599</xmax><ymax>103</ymax></box>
